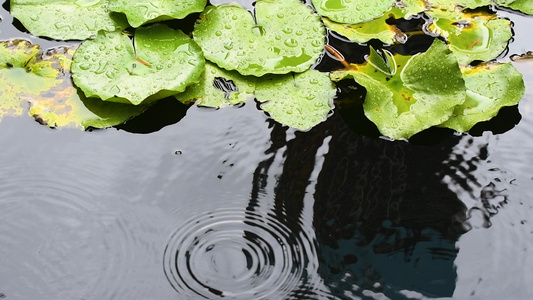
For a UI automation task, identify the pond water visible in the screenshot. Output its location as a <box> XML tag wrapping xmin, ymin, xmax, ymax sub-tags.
<box><xmin>1</xmin><ymin>2</ymin><xmax>533</xmax><ymax>300</ymax></box>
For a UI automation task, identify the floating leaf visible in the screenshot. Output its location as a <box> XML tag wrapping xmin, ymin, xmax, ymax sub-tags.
<box><xmin>498</xmin><ymin>0</ymin><xmax>533</xmax><ymax>14</ymax></box>
<box><xmin>331</xmin><ymin>39</ymin><xmax>467</xmax><ymax>140</ymax></box>
<box><xmin>109</xmin><ymin>0</ymin><xmax>207</xmax><ymax>27</ymax></box>
<box><xmin>440</xmin><ymin>62</ymin><xmax>525</xmax><ymax>132</ymax></box>
<box><xmin>72</xmin><ymin>23</ymin><xmax>205</xmax><ymax>105</ymax></box>
<box><xmin>0</xmin><ymin>40</ymin><xmax>145</xmax><ymax>128</ymax></box>
<box><xmin>10</xmin><ymin>0</ymin><xmax>127</xmax><ymax>40</ymax></box>
<box><xmin>428</xmin><ymin>0</ymin><xmax>491</xmax><ymax>10</ymax></box>
<box><xmin>0</xmin><ymin>40</ymin><xmax>49</xmax><ymax>121</ymax></box>
<box><xmin>322</xmin><ymin>7</ymin><xmax>407</xmax><ymax>44</ymax></box>
<box><xmin>175</xmin><ymin>62</ymin><xmax>255</xmax><ymax>108</ymax></box>
<box><xmin>193</xmin><ymin>0</ymin><xmax>325</xmax><ymax>76</ymax></box>
<box><xmin>427</xmin><ymin>10</ymin><xmax>512</xmax><ymax>65</ymax></box>
<box><xmin>256</xmin><ymin>70</ymin><xmax>335</xmax><ymax>131</ymax></box>
<box><xmin>311</xmin><ymin>0</ymin><xmax>396</xmax><ymax>24</ymax></box>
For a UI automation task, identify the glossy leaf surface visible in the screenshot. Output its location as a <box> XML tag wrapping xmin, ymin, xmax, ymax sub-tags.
<box><xmin>175</xmin><ymin>62</ymin><xmax>256</xmax><ymax>108</ymax></box>
<box><xmin>322</xmin><ymin>7</ymin><xmax>407</xmax><ymax>44</ymax></box>
<box><xmin>193</xmin><ymin>0</ymin><xmax>324</xmax><ymax>76</ymax></box>
<box><xmin>11</xmin><ymin>0</ymin><xmax>127</xmax><ymax>40</ymax></box>
<box><xmin>256</xmin><ymin>70</ymin><xmax>335</xmax><ymax>131</ymax></box>
<box><xmin>331</xmin><ymin>39</ymin><xmax>466</xmax><ymax>140</ymax></box>
<box><xmin>440</xmin><ymin>62</ymin><xmax>525</xmax><ymax>131</ymax></box>
<box><xmin>428</xmin><ymin>10</ymin><xmax>512</xmax><ymax>65</ymax></box>
<box><xmin>109</xmin><ymin>0</ymin><xmax>207</xmax><ymax>27</ymax></box>
<box><xmin>72</xmin><ymin>24</ymin><xmax>205</xmax><ymax>105</ymax></box>
<box><xmin>311</xmin><ymin>0</ymin><xmax>396</xmax><ymax>24</ymax></box>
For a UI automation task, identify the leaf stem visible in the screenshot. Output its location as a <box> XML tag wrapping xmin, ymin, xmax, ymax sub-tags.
<box><xmin>325</xmin><ymin>44</ymin><xmax>351</xmax><ymax>69</ymax></box>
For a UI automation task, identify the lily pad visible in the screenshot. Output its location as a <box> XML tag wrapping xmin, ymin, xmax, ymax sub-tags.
<box><xmin>0</xmin><ymin>40</ymin><xmax>145</xmax><ymax>128</ymax></box>
<box><xmin>72</xmin><ymin>23</ymin><xmax>205</xmax><ymax>105</ymax></box>
<box><xmin>427</xmin><ymin>10</ymin><xmax>512</xmax><ymax>65</ymax></box>
<box><xmin>498</xmin><ymin>0</ymin><xmax>533</xmax><ymax>14</ymax></box>
<box><xmin>10</xmin><ymin>0</ymin><xmax>127</xmax><ymax>40</ymax></box>
<box><xmin>256</xmin><ymin>70</ymin><xmax>336</xmax><ymax>131</ymax></box>
<box><xmin>440</xmin><ymin>62</ymin><xmax>525</xmax><ymax>132</ymax></box>
<box><xmin>175</xmin><ymin>62</ymin><xmax>256</xmax><ymax>108</ymax></box>
<box><xmin>429</xmin><ymin>0</ymin><xmax>491</xmax><ymax>10</ymax></box>
<box><xmin>109</xmin><ymin>0</ymin><xmax>207</xmax><ymax>27</ymax></box>
<box><xmin>311</xmin><ymin>0</ymin><xmax>396</xmax><ymax>24</ymax></box>
<box><xmin>0</xmin><ymin>40</ymin><xmax>49</xmax><ymax>121</ymax></box>
<box><xmin>331</xmin><ymin>39</ymin><xmax>467</xmax><ymax>140</ymax></box>
<box><xmin>322</xmin><ymin>7</ymin><xmax>407</xmax><ymax>44</ymax></box>
<box><xmin>193</xmin><ymin>0</ymin><xmax>325</xmax><ymax>76</ymax></box>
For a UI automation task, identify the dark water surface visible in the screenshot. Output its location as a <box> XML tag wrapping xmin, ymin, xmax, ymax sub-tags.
<box><xmin>1</xmin><ymin>2</ymin><xmax>533</xmax><ymax>300</ymax></box>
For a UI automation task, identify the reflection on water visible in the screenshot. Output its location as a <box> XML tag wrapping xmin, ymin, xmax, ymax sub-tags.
<box><xmin>0</xmin><ymin>86</ymin><xmax>532</xmax><ymax>299</ymax></box>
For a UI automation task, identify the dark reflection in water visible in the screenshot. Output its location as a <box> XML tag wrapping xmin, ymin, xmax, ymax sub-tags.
<box><xmin>247</xmin><ymin>111</ymin><xmax>469</xmax><ymax>299</ymax></box>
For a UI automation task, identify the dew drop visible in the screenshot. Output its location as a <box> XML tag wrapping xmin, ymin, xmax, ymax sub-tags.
<box><xmin>277</xmin><ymin>13</ymin><xmax>285</xmax><ymax>18</ymax></box>
<box><xmin>311</xmin><ymin>40</ymin><xmax>322</xmax><ymax>47</ymax></box>
<box><xmin>284</xmin><ymin>38</ymin><xmax>298</xmax><ymax>48</ymax></box>
<box><xmin>232</xmin><ymin>15</ymin><xmax>238</xmax><ymax>20</ymax></box>
<box><xmin>109</xmin><ymin>85</ymin><xmax>120</xmax><ymax>95</ymax></box>
<box><xmin>224</xmin><ymin>42</ymin><xmax>233</xmax><ymax>50</ymax></box>
<box><xmin>105</xmin><ymin>71</ymin><xmax>115</xmax><ymax>79</ymax></box>
<box><xmin>215</xmin><ymin>31</ymin><xmax>222</xmax><ymax>36</ymax></box>
<box><xmin>78</xmin><ymin>63</ymin><xmax>91</xmax><ymax>70</ymax></box>
<box><xmin>156</xmin><ymin>64</ymin><xmax>164</xmax><ymax>70</ymax></box>
<box><xmin>282</xmin><ymin>28</ymin><xmax>293</xmax><ymax>34</ymax></box>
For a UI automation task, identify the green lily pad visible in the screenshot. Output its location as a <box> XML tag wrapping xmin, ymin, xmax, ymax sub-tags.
<box><xmin>0</xmin><ymin>40</ymin><xmax>145</xmax><ymax>128</ymax></box>
<box><xmin>193</xmin><ymin>0</ymin><xmax>325</xmax><ymax>76</ymax></box>
<box><xmin>256</xmin><ymin>70</ymin><xmax>336</xmax><ymax>131</ymax></box>
<box><xmin>427</xmin><ymin>10</ymin><xmax>512</xmax><ymax>65</ymax></box>
<box><xmin>0</xmin><ymin>40</ymin><xmax>48</xmax><ymax>121</ymax></box>
<box><xmin>10</xmin><ymin>0</ymin><xmax>127</xmax><ymax>40</ymax></box>
<box><xmin>109</xmin><ymin>0</ymin><xmax>207</xmax><ymax>27</ymax></box>
<box><xmin>331</xmin><ymin>39</ymin><xmax>467</xmax><ymax>140</ymax></box>
<box><xmin>322</xmin><ymin>7</ymin><xmax>407</xmax><ymax>44</ymax></box>
<box><xmin>498</xmin><ymin>0</ymin><xmax>533</xmax><ymax>14</ymax></box>
<box><xmin>311</xmin><ymin>0</ymin><xmax>396</xmax><ymax>24</ymax></box>
<box><xmin>175</xmin><ymin>62</ymin><xmax>256</xmax><ymax>108</ymax></box>
<box><xmin>72</xmin><ymin>23</ymin><xmax>205</xmax><ymax>105</ymax></box>
<box><xmin>429</xmin><ymin>0</ymin><xmax>491</xmax><ymax>10</ymax></box>
<box><xmin>440</xmin><ymin>62</ymin><xmax>525</xmax><ymax>131</ymax></box>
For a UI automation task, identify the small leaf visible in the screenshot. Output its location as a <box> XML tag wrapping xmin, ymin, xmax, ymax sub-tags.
<box><xmin>193</xmin><ymin>0</ymin><xmax>325</xmax><ymax>76</ymax></box>
<box><xmin>331</xmin><ymin>39</ymin><xmax>467</xmax><ymax>140</ymax></box>
<box><xmin>11</xmin><ymin>0</ymin><xmax>127</xmax><ymax>40</ymax></box>
<box><xmin>256</xmin><ymin>70</ymin><xmax>336</xmax><ymax>131</ymax></box>
<box><xmin>175</xmin><ymin>62</ymin><xmax>256</xmax><ymax>108</ymax></box>
<box><xmin>72</xmin><ymin>24</ymin><xmax>205</xmax><ymax>105</ymax></box>
<box><xmin>109</xmin><ymin>0</ymin><xmax>207</xmax><ymax>27</ymax></box>
<box><xmin>427</xmin><ymin>10</ymin><xmax>512</xmax><ymax>65</ymax></box>
<box><xmin>365</xmin><ymin>46</ymin><xmax>397</xmax><ymax>76</ymax></box>
<box><xmin>311</xmin><ymin>0</ymin><xmax>396</xmax><ymax>24</ymax></box>
<box><xmin>440</xmin><ymin>62</ymin><xmax>525</xmax><ymax>132</ymax></box>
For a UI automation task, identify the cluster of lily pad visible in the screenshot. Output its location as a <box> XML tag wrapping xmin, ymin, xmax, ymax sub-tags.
<box><xmin>0</xmin><ymin>0</ymin><xmax>530</xmax><ymax>139</ymax></box>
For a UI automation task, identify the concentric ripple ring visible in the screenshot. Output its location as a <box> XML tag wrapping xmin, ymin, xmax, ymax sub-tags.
<box><xmin>163</xmin><ymin>208</ymin><xmax>317</xmax><ymax>299</ymax></box>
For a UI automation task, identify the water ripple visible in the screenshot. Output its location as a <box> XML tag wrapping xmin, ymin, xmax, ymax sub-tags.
<box><xmin>163</xmin><ymin>208</ymin><xmax>322</xmax><ymax>299</ymax></box>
